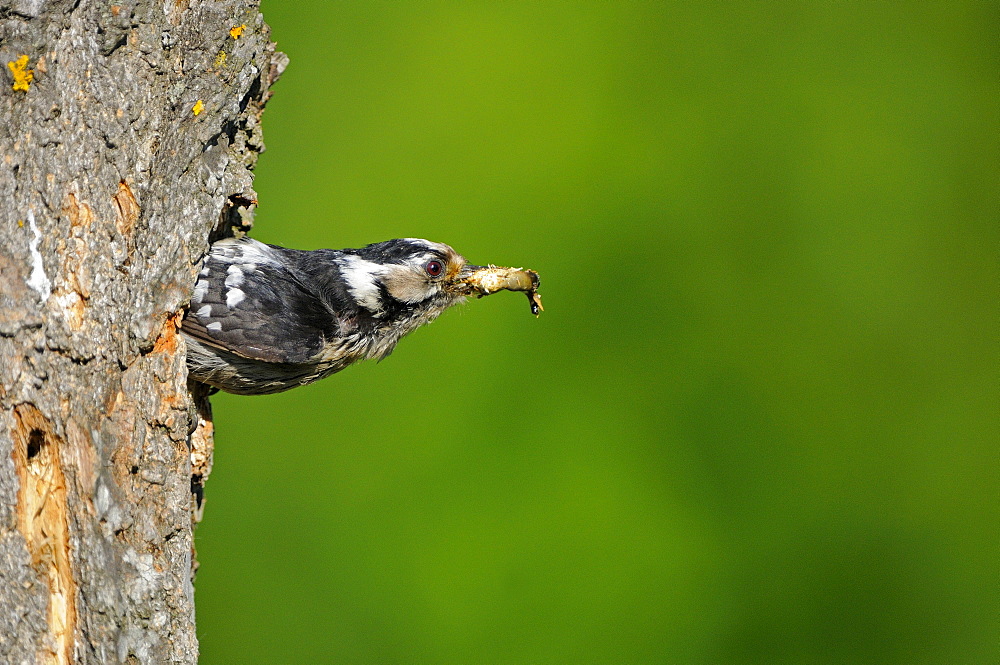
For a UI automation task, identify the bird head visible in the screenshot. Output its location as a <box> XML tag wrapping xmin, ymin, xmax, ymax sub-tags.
<box><xmin>336</xmin><ymin>238</ymin><xmax>542</xmax><ymax>327</ymax></box>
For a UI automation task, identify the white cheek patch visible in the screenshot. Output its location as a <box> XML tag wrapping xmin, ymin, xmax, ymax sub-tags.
<box><xmin>383</xmin><ymin>263</ymin><xmax>437</xmax><ymax>304</ymax></box>
<box><xmin>339</xmin><ymin>255</ymin><xmax>387</xmax><ymax>314</ymax></box>
<box><xmin>196</xmin><ymin>305</ymin><xmax>212</xmax><ymax>318</ymax></box>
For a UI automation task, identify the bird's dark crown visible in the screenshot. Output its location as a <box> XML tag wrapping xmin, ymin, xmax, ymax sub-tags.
<box><xmin>345</xmin><ymin>238</ymin><xmax>450</xmax><ymax>265</ymax></box>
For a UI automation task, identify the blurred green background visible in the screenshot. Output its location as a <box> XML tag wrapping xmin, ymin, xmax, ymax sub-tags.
<box><xmin>196</xmin><ymin>3</ymin><xmax>998</xmax><ymax>663</ymax></box>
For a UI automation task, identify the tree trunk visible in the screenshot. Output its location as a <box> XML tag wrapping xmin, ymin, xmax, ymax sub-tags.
<box><xmin>0</xmin><ymin>2</ymin><xmax>283</xmax><ymax>662</ymax></box>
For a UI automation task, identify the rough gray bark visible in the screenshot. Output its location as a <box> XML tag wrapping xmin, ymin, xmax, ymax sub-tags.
<box><xmin>0</xmin><ymin>2</ymin><xmax>283</xmax><ymax>662</ymax></box>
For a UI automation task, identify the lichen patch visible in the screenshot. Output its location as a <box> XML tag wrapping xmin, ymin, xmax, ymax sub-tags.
<box><xmin>8</xmin><ymin>55</ymin><xmax>33</xmax><ymax>92</ymax></box>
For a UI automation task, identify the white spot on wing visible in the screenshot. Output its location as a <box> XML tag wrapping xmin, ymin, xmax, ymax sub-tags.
<box><xmin>225</xmin><ymin>264</ymin><xmax>244</xmax><ymax>288</ymax></box>
<box><xmin>206</xmin><ymin>322</ymin><xmax>222</xmax><ymax>332</ymax></box>
<box><xmin>192</xmin><ymin>280</ymin><xmax>208</xmax><ymax>303</ymax></box>
<box><xmin>196</xmin><ymin>305</ymin><xmax>212</xmax><ymax>318</ymax></box>
<box><xmin>226</xmin><ymin>288</ymin><xmax>245</xmax><ymax>308</ymax></box>
<box><xmin>211</xmin><ymin>237</ymin><xmax>278</xmax><ymax>266</ymax></box>
<box><xmin>26</xmin><ymin>210</ymin><xmax>50</xmax><ymax>301</ymax></box>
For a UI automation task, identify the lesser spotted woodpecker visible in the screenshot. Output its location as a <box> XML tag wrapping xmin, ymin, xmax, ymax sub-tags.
<box><xmin>182</xmin><ymin>236</ymin><xmax>542</xmax><ymax>395</ymax></box>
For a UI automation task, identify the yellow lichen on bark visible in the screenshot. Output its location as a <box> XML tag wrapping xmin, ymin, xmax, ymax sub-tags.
<box><xmin>8</xmin><ymin>55</ymin><xmax>33</xmax><ymax>92</ymax></box>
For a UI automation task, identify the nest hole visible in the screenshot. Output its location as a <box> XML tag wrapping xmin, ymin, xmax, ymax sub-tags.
<box><xmin>26</xmin><ymin>429</ymin><xmax>45</xmax><ymax>460</ymax></box>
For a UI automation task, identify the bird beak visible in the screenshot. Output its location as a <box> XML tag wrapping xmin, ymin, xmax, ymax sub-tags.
<box><xmin>451</xmin><ymin>263</ymin><xmax>544</xmax><ymax>316</ymax></box>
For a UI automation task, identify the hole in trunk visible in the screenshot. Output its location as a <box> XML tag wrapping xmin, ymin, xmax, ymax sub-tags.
<box><xmin>26</xmin><ymin>429</ymin><xmax>44</xmax><ymax>460</ymax></box>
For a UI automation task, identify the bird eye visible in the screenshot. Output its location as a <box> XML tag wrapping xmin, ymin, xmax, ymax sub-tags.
<box><xmin>425</xmin><ymin>260</ymin><xmax>443</xmax><ymax>277</ymax></box>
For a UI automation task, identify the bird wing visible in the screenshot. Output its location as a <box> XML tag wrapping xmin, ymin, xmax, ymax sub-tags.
<box><xmin>183</xmin><ymin>240</ymin><xmax>338</xmax><ymax>365</ymax></box>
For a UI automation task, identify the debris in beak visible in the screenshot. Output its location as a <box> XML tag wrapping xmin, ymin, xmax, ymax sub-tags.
<box><xmin>456</xmin><ymin>265</ymin><xmax>544</xmax><ymax>317</ymax></box>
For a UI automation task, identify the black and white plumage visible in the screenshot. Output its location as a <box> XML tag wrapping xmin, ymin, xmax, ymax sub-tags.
<box><xmin>182</xmin><ymin>236</ymin><xmax>539</xmax><ymax>395</ymax></box>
